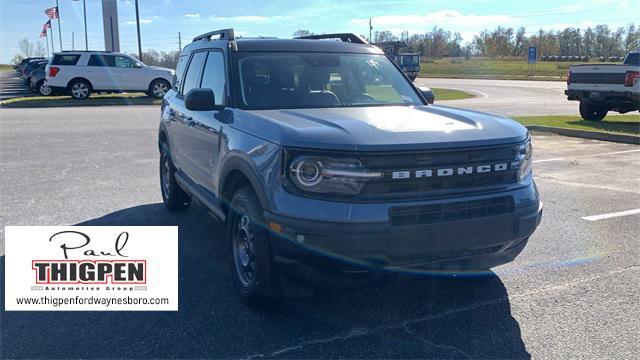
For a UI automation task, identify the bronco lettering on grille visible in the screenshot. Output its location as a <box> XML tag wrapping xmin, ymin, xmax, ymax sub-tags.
<box><xmin>391</xmin><ymin>162</ymin><xmax>519</xmax><ymax>179</ymax></box>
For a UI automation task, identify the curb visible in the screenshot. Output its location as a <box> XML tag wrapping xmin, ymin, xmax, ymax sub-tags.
<box><xmin>526</xmin><ymin>125</ymin><xmax>640</xmax><ymax>145</ymax></box>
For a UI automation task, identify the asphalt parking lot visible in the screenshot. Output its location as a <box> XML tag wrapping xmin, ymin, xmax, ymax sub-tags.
<box><xmin>0</xmin><ymin>71</ymin><xmax>33</xmax><ymax>101</ymax></box>
<box><xmin>1</xmin><ymin>106</ymin><xmax>639</xmax><ymax>359</ymax></box>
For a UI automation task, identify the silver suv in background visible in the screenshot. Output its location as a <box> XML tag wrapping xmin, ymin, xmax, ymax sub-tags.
<box><xmin>45</xmin><ymin>51</ymin><xmax>175</xmax><ymax>100</ymax></box>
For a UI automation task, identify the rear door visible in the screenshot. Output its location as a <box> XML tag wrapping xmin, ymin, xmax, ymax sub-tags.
<box><xmin>86</xmin><ymin>54</ymin><xmax>115</xmax><ymax>90</ymax></box>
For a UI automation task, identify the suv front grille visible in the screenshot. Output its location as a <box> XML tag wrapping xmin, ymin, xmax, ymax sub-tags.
<box><xmin>358</xmin><ymin>144</ymin><xmax>521</xmax><ymax>199</ymax></box>
<box><xmin>389</xmin><ymin>196</ymin><xmax>513</xmax><ymax>226</ymax></box>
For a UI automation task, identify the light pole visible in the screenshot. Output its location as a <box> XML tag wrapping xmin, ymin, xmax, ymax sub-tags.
<box><xmin>83</xmin><ymin>0</ymin><xmax>88</xmax><ymax>50</ymax></box>
<box><xmin>135</xmin><ymin>0</ymin><xmax>142</xmax><ymax>61</ymax></box>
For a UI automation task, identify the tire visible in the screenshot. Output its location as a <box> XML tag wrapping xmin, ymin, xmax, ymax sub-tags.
<box><xmin>227</xmin><ymin>187</ymin><xmax>280</xmax><ymax>306</ymax></box>
<box><xmin>148</xmin><ymin>79</ymin><xmax>170</xmax><ymax>99</ymax></box>
<box><xmin>159</xmin><ymin>144</ymin><xmax>191</xmax><ymax>211</ymax></box>
<box><xmin>68</xmin><ymin>79</ymin><xmax>92</xmax><ymax>100</ymax></box>
<box><xmin>579</xmin><ymin>100</ymin><xmax>607</xmax><ymax>121</ymax></box>
<box><xmin>37</xmin><ymin>80</ymin><xmax>51</xmax><ymax>96</ymax></box>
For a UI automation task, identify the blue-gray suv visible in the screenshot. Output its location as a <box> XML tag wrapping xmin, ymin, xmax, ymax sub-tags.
<box><xmin>158</xmin><ymin>29</ymin><xmax>542</xmax><ymax>305</ymax></box>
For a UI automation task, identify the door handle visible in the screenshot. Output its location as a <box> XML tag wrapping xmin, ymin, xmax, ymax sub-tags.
<box><xmin>185</xmin><ymin>117</ymin><xmax>197</xmax><ymax>127</ymax></box>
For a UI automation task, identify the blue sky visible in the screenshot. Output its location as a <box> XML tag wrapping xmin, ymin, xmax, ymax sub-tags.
<box><xmin>0</xmin><ymin>0</ymin><xmax>636</xmax><ymax>63</ymax></box>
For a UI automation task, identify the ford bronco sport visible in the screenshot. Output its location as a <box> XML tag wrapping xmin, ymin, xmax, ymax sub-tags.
<box><xmin>158</xmin><ymin>29</ymin><xmax>542</xmax><ymax>305</ymax></box>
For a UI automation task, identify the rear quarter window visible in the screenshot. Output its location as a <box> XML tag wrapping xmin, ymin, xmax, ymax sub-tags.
<box><xmin>624</xmin><ymin>53</ymin><xmax>639</xmax><ymax>66</ymax></box>
<box><xmin>51</xmin><ymin>54</ymin><xmax>81</xmax><ymax>66</ymax></box>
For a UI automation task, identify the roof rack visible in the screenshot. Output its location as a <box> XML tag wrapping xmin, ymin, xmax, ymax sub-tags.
<box><xmin>193</xmin><ymin>28</ymin><xmax>235</xmax><ymax>42</ymax></box>
<box><xmin>295</xmin><ymin>33</ymin><xmax>368</xmax><ymax>44</ymax></box>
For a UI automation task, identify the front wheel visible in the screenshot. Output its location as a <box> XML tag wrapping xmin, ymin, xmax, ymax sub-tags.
<box><xmin>227</xmin><ymin>187</ymin><xmax>280</xmax><ymax>306</ymax></box>
<box><xmin>579</xmin><ymin>100</ymin><xmax>607</xmax><ymax>121</ymax></box>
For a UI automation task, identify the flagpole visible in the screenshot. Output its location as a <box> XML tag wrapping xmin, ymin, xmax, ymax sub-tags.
<box><xmin>83</xmin><ymin>0</ymin><xmax>88</xmax><ymax>50</ymax></box>
<box><xmin>50</xmin><ymin>26</ymin><xmax>55</xmax><ymax>53</ymax></box>
<box><xmin>56</xmin><ymin>0</ymin><xmax>62</xmax><ymax>50</ymax></box>
<box><xmin>45</xmin><ymin>33</ymin><xmax>50</xmax><ymax>56</ymax></box>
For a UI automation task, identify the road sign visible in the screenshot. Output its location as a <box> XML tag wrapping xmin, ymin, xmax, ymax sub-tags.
<box><xmin>528</xmin><ymin>46</ymin><xmax>537</xmax><ymax>64</ymax></box>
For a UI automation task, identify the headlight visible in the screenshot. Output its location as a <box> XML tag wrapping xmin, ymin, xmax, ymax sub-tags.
<box><xmin>517</xmin><ymin>140</ymin><xmax>533</xmax><ymax>181</ymax></box>
<box><xmin>288</xmin><ymin>156</ymin><xmax>383</xmax><ymax>195</ymax></box>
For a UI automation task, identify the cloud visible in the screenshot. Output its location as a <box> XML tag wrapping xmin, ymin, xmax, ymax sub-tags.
<box><xmin>209</xmin><ymin>15</ymin><xmax>288</xmax><ymax>23</ymax></box>
<box><xmin>352</xmin><ymin>10</ymin><xmax>513</xmax><ymax>29</ymax></box>
<box><xmin>184</xmin><ymin>13</ymin><xmax>200</xmax><ymax>18</ymax></box>
<box><xmin>122</xmin><ymin>19</ymin><xmax>152</xmax><ymax>25</ymax></box>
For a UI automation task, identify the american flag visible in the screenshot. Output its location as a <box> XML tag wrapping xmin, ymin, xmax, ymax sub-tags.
<box><xmin>42</xmin><ymin>20</ymin><xmax>51</xmax><ymax>31</ymax></box>
<box><xmin>44</xmin><ymin>6</ymin><xmax>58</xmax><ymax>19</ymax></box>
<box><xmin>40</xmin><ymin>29</ymin><xmax>47</xmax><ymax>38</ymax></box>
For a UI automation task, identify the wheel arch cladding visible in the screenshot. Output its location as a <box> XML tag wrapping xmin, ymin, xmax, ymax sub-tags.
<box><xmin>220</xmin><ymin>157</ymin><xmax>272</xmax><ymax>215</ymax></box>
<box><xmin>67</xmin><ymin>77</ymin><xmax>93</xmax><ymax>90</ymax></box>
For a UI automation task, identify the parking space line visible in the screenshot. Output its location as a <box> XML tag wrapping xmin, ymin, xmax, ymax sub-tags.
<box><xmin>534</xmin><ymin>149</ymin><xmax>640</xmax><ymax>163</ymax></box>
<box><xmin>582</xmin><ymin>208</ymin><xmax>640</xmax><ymax>221</ymax></box>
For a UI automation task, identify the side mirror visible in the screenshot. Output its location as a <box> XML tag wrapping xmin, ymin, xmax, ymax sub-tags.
<box><xmin>185</xmin><ymin>88</ymin><xmax>217</xmax><ymax>111</ymax></box>
<box><xmin>133</xmin><ymin>63</ymin><xmax>142</xmax><ymax>68</ymax></box>
<box><xmin>418</xmin><ymin>86</ymin><xmax>435</xmax><ymax>104</ymax></box>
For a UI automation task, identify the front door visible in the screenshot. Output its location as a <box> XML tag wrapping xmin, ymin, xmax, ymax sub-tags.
<box><xmin>179</xmin><ymin>50</ymin><xmax>228</xmax><ymax>192</ymax></box>
<box><xmin>113</xmin><ymin>55</ymin><xmax>145</xmax><ymax>91</ymax></box>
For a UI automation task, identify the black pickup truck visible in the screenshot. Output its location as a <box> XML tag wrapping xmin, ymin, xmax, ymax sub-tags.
<box><xmin>158</xmin><ymin>29</ymin><xmax>542</xmax><ymax>305</ymax></box>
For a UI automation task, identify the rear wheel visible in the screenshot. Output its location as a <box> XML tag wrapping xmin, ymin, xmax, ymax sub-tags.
<box><xmin>37</xmin><ymin>80</ymin><xmax>51</xmax><ymax>96</ymax></box>
<box><xmin>159</xmin><ymin>145</ymin><xmax>191</xmax><ymax>211</ymax></box>
<box><xmin>149</xmin><ymin>79</ymin><xmax>170</xmax><ymax>99</ymax></box>
<box><xmin>227</xmin><ymin>187</ymin><xmax>280</xmax><ymax>307</ymax></box>
<box><xmin>579</xmin><ymin>100</ymin><xmax>607</xmax><ymax>121</ymax></box>
<box><xmin>69</xmin><ymin>79</ymin><xmax>91</xmax><ymax>100</ymax></box>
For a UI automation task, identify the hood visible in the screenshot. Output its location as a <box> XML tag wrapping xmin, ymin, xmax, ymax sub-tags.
<box><xmin>147</xmin><ymin>66</ymin><xmax>174</xmax><ymax>73</ymax></box>
<box><xmin>231</xmin><ymin>105</ymin><xmax>528</xmax><ymax>151</ymax></box>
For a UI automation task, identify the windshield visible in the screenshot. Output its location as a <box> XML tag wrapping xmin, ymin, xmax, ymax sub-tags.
<box><xmin>236</xmin><ymin>52</ymin><xmax>423</xmax><ymax>109</ymax></box>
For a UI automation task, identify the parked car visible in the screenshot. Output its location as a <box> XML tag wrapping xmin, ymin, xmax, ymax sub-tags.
<box><xmin>159</xmin><ymin>29</ymin><xmax>542</xmax><ymax>305</ymax></box>
<box><xmin>45</xmin><ymin>51</ymin><xmax>175</xmax><ymax>100</ymax></box>
<box><xmin>22</xmin><ymin>60</ymin><xmax>48</xmax><ymax>87</ymax></box>
<box><xmin>20</xmin><ymin>59</ymin><xmax>48</xmax><ymax>81</ymax></box>
<box><xmin>29</xmin><ymin>64</ymin><xmax>52</xmax><ymax>96</ymax></box>
<box><xmin>566</xmin><ymin>50</ymin><xmax>640</xmax><ymax>120</ymax></box>
<box><xmin>14</xmin><ymin>57</ymin><xmax>45</xmax><ymax>71</ymax></box>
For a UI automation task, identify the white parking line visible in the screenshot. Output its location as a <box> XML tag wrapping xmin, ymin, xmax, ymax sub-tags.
<box><xmin>534</xmin><ymin>149</ymin><xmax>640</xmax><ymax>163</ymax></box>
<box><xmin>582</xmin><ymin>208</ymin><xmax>640</xmax><ymax>221</ymax></box>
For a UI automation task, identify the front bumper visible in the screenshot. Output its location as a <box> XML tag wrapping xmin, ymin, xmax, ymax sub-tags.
<box><xmin>265</xmin><ymin>184</ymin><xmax>542</xmax><ymax>287</ymax></box>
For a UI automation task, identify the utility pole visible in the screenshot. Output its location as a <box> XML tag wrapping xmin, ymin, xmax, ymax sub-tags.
<box><xmin>83</xmin><ymin>0</ymin><xmax>88</xmax><ymax>50</ymax></box>
<box><xmin>369</xmin><ymin>18</ymin><xmax>372</xmax><ymax>43</ymax></box>
<box><xmin>135</xmin><ymin>0</ymin><xmax>143</xmax><ymax>61</ymax></box>
<box><xmin>56</xmin><ymin>0</ymin><xmax>62</xmax><ymax>50</ymax></box>
<box><xmin>178</xmin><ymin>32</ymin><xmax>182</xmax><ymax>51</ymax></box>
<box><xmin>72</xmin><ymin>32</ymin><xmax>75</xmax><ymax>50</ymax></box>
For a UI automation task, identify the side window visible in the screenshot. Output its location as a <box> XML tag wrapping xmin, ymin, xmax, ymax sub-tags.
<box><xmin>200</xmin><ymin>51</ymin><xmax>226</xmax><ymax>105</ymax></box>
<box><xmin>115</xmin><ymin>56</ymin><xmax>137</xmax><ymax>68</ymax></box>
<box><xmin>173</xmin><ymin>55</ymin><xmax>188</xmax><ymax>90</ymax></box>
<box><xmin>181</xmin><ymin>52</ymin><xmax>207</xmax><ymax>95</ymax></box>
<box><xmin>88</xmin><ymin>55</ymin><xmax>115</xmax><ymax>67</ymax></box>
<box><xmin>51</xmin><ymin>54</ymin><xmax>80</xmax><ymax>66</ymax></box>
